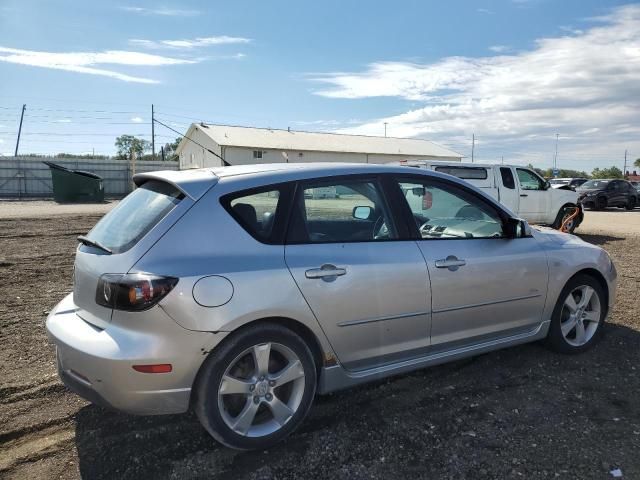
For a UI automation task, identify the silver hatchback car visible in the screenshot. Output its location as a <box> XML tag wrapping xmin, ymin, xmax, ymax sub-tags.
<box><xmin>47</xmin><ymin>163</ymin><xmax>616</xmax><ymax>450</ymax></box>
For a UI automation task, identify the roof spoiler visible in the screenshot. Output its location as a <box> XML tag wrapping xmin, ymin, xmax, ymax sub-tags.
<box><xmin>133</xmin><ymin>170</ymin><xmax>218</xmax><ymax>201</ymax></box>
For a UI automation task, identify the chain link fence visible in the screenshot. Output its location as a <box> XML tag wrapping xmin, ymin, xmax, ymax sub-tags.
<box><xmin>0</xmin><ymin>157</ymin><xmax>179</xmax><ymax>198</ymax></box>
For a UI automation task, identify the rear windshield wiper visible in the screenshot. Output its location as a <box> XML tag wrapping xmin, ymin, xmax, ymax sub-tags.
<box><xmin>77</xmin><ymin>235</ymin><xmax>112</xmax><ymax>254</ymax></box>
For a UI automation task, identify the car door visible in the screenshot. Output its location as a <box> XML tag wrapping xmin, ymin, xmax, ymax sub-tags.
<box><xmin>515</xmin><ymin>168</ymin><xmax>549</xmax><ymax>223</ymax></box>
<box><xmin>284</xmin><ymin>176</ymin><xmax>431</xmax><ymax>371</ymax></box>
<box><xmin>391</xmin><ymin>174</ymin><xmax>548</xmax><ymax>349</ymax></box>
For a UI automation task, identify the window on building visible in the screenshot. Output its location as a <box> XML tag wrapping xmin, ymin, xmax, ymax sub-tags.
<box><xmin>253</xmin><ymin>150</ymin><xmax>263</xmax><ymax>159</ymax></box>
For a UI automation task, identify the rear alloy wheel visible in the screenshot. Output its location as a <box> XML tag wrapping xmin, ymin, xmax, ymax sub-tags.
<box><xmin>625</xmin><ymin>197</ymin><xmax>636</xmax><ymax>211</ymax></box>
<box><xmin>195</xmin><ymin>323</ymin><xmax>317</xmax><ymax>450</ymax></box>
<box><xmin>545</xmin><ymin>274</ymin><xmax>606</xmax><ymax>354</ymax></box>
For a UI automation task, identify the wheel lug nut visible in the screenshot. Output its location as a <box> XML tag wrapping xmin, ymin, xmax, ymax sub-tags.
<box><xmin>249</xmin><ymin>385</ymin><xmax>255</xmax><ymax>391</ymax></box>
<box><xmin>269</xmin><ymin>380</ymin><xmax>276</xmax><ymax>387</ymax></box>
<box><xmin>265</xmin><ymin>393</ymin><xmax>272</xmax><ymax>401</ymax></box>
<box><xmin>253</xmin><ymin>396</ymin><xmax>260</xmax><ymax>404</ymax></box>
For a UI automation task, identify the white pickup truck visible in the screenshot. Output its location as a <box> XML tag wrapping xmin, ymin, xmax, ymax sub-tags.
<box><xmin>401</xmin><ymin>161</ymin><xmax>583</xmax><ymax>232</ymax></box>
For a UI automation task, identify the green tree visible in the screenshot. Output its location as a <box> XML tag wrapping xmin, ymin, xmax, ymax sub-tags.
<box><xmin>634</xmin><ymin>158</ymin><xmax>640</xmax><ymax>169</ymax></box>
<box><xmin>161</xmin><ymin>137</ymin><xmax>181</xmax><ymax>161</ymax></box>
<box><xmin>115</xmin><ymin>135</ymin><xmax>150</xmax><ymax>160</ymax></box>
<box><xmin>591</xmin><ymin>166</ymin><xmax>623</xmax><ymax>179</ymax></box>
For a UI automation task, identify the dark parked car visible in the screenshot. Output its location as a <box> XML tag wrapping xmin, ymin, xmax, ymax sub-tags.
<box><xmin>576</xmin><ymin>179</ymin><xmax>638</xmax><ymax>210</ymax></box>
<box><xmin>549</xmin><ymin>177</ymin><xmax>588</xmax><ymax>190</ymax></box>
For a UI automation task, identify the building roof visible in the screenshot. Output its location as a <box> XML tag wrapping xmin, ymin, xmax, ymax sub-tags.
<box><xmin>178</xmin><ymin>123</ymin><xmax>462</xmax><ymax>158</ymax></box>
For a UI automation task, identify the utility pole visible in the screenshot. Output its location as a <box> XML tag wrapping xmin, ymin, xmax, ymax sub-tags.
<box><xmin>501</xmin><ymin>156</ymin><xmax>504</xmax><ymax>165</ymax></box>
<box><xmin>471</xmin><ymin>133</ymin><xmax>475</xmax><ymax>163</ymax></box>
<box><xmin>623</xmin><ymin>149</ymin><xmax>628</xmax><ymax>178</ymax></box>
<box><xmin>14</xmin><ymin>104</ymin><xmax>26</xmax><ymax>156</ymax></box>
<box><xmin>384</xmin><ymin>122</ymin><xmax>388</xmax><ymax>137</ymax></box>
<box><xmin>151</xmin><ymin>104</ymin><xmax>156</xmax><ymax>160</ymax></box>
<box><xmin>553</xmin><ymin>133</ymin><xmax>559</xmax><ymax>170</ymax></box>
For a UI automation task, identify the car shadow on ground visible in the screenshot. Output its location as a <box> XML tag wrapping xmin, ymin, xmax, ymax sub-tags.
<box><xmin>577</xmin><ymin>232</ymin><xmax>626</xmax><ymax>245</ymax></box>
<box><xmin>74</xmin><ymin>323</ymin><xmax>640</xmax><ymax>480</ymax></box>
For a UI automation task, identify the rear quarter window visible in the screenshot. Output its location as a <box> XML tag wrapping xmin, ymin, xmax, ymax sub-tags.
<box><xmin>434</xmin><ymin>166</ymin><xmax>489</xmax><ymax>180</ymax></box>
<box><xmin>221</xmin><ymin>187</ymin><xmax>286</xmax><ymax>243</ymax></box>
<box><xmin>86</xmin><ymin>180</ymin><xmax>183</xmax><ymax>254</ymax></box>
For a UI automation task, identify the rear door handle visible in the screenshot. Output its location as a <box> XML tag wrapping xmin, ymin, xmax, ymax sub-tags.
<box><xmin>520</xmin><ymin>193</ymin><xmax>528</xmax><ymax>197</ymax></box>
<box><xmin>305</xmin><ymin>264</ymin><xmax>347</xmax><ymax>279</ymax></box>
<box><xmin>435</xmin><ymin>256</ymin><xmax>466</xmax><ymax>270</ymax></box>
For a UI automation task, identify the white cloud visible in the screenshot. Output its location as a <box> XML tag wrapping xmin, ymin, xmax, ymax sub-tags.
<box><xmin>0</xmin><ymin>46</ymin><xmax>197</xmax><ymax>83</ymax></box>
<box><xmin>130</xmin><ymin>116</ymin><xmax>144</xmax><ymax>123</ymax></box>
<box><xmin>119</xmin><ymin>6</ymin><xmax>199</xmax><ymax>16</ymax></box>
<box><xmin>477</xmin><ymin>8</ymin><xmax>494</xmax><ymax>15</ymax></box>
<box><xmin>129</xmin><ymin>36</ymin><xmax>251</xmax><ymax>50</ymax></box>
<box><xmin>311</xmin><ymin>5</ymin><xmax>640</xmax><ymax>169</ymax></box>
<box><xmin>0</xmin><ymin>139</ymin><xmax>4</xmax><ymax>144</ymax></box>
<box><xmin>56</xmin><ymin>118</ymin><xmax>71</xmax><ymax>123</ymax></box>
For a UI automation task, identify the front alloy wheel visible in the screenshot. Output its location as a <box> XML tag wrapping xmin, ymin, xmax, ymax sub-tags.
<box><xmin>559</xmin><ymin>285</ymin><xmax>601</xmax><ymax>347</ymax></box>
<box><xmin>545</xmin><ymin>274</ymin><xmax>606</xmax><ymax>353</ymax></box>
<box><xmin>195</xmin><ymin>323</ymin><xmax>317</xmax><ymax>450</ymax></box>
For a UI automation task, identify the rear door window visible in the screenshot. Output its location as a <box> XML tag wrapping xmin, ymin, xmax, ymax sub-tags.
<box><xmin>86</xmin><ymin>180</ymin><xmax>183</xmax><ymax>254</ymax></box>
<box><xmin>287</xmin><ymin>179</ymin><xmax>397</xmax><ymax>243</ymax></box>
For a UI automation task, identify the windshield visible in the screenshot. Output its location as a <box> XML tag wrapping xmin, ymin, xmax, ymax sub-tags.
<box><xmin>580</xmin><ymin>180</ymin><xmax>610</xmax><ymax>189</ymax></box>
<box><xmin>86</xmin><ymin>180</ymin><xmax>183</xmax><ymax>254</ymax></box>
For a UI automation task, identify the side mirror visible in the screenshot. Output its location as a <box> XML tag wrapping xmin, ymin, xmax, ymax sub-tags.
<box><xmin>504</xmin><ymin>217</ymin><xmax>528</xmax><ymax>238</ymax></box>
<box><xmin>352</xmin><ymin>205</ymin><xmax>374</xmax><ymax>220</ymax></box>
<box><xmin>544</xmin><ymin>181</ymin><xmax>551</xmax><ymax>190</ymax></box>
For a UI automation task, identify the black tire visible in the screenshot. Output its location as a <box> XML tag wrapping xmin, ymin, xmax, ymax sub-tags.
<box><xmin>552</xmin><ymin>204</ymin><xmax>578</xmax><ymax>233</ymax></box>
<box><xmin>544</xmin><ymin>274</ymin><xmax>606</xmax><ymax>354</ymax></box>
<box><xmin>625</xmin><ymin>197</ymin><xmax>636</xmax><ymax>211</ymax></box>
<box><xmin>194</xmin><ymin>322</ymin><xmax>317</xmax><ymax>450</ymax></box>
<box><xmin>595</xmin><ymin>196</ymin><xmax>607</xmax><ymax>211</ymax></box>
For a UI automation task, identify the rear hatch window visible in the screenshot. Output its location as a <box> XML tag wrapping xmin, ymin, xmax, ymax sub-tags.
<box><xmin>86</xmin><ymin>180</ymin><xmax>183</xmax><ymax>254</ymax></box>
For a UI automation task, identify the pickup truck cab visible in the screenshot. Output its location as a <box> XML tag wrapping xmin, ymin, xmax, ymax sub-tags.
<box><xmin>401</xmin><ymin>161</ymin><xmax>583</xmax><ymax>232</ymax></box>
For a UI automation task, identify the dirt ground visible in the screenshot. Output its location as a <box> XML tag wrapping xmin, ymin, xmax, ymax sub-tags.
<box><xmin>1</xmin><ymin>207</ymin><xmax>639</xmax><ymax>480</ymax></box>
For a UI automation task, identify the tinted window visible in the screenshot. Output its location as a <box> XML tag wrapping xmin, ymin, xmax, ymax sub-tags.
<box><xmin>287</xmin><ymin>180</ymin><xmax>396</xmax><ymax>243</ymax></box>
<box><xmin>87</xmin><ymin>180</ymin><xmax>182</xmax><ymax>254</ymax></box>
<box><xmin>581</xmin><ymin>180</ymin><xmax>609</xmax><ymax>189</ymax></box>
<box><xmin>397</xmin><ymin>178</ymin><xmax>504</xmax><ymax>239</ymax></box>
<box><xmin>516</xmin><ymin>168</ymin><xmax>546</xmax><ymax>190</ymax></box>
<box><xmin>228</xmin><ymin>190</ymin><xmax>281</xmax><ymax>241</ymax></box>
<box><xmin>500</xmin><ymin>167</ymin><xmax>515</xmax><ymax>189</ymax></box>
<box><xmin>434</xmin><ymin>166</ymin><xmax>488</xmax><ymax>180</ymax></box>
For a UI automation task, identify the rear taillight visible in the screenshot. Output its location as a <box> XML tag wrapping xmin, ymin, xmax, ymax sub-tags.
<box><xmin>96</xmin><ymin>273</ymin><xmax>178</xmax><ymax>311</ymax></box>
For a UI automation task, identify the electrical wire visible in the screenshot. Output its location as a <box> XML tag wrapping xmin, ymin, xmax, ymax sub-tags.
<box><xmin>153</xmin><ymin>118</ymin><xmax>224</xmax><ymax>162</ymax></box>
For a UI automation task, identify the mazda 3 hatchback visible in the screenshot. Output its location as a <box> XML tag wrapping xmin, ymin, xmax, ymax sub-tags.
<box><xmin>47</xmin><ymin>163</ymin><xmax>617</xmax><ymax>450</ymax></box>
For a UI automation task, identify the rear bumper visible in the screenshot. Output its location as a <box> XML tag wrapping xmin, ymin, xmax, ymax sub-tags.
<box><xmin>46</xmin><ymin>293</ymin><xmax>228</xmax><ymax>415</ymax></box>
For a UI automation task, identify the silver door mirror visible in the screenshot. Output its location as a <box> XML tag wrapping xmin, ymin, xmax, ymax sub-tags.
<box><xmin>352</xmin><ymin>205</ymin><xmax>374</xmax><ymax>220</ymax></box>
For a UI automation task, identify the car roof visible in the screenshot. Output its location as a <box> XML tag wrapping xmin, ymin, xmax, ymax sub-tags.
<box><xmin>134</xmin><ymin>162</ymin><xmax>470</xmax><ymax>201</ymax></box>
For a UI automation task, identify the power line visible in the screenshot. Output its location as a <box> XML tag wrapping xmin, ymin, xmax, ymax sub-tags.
<box><xmin>153</xmin><ymin>118</ymin><xmax>224</xmax><ymax>162</ymax></box>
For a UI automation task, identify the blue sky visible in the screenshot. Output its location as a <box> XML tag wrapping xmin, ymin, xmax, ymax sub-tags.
<box><xmin>0</xmin><ymin>0</ymin><xmax>639</xmax><ymax>172</ymax></box>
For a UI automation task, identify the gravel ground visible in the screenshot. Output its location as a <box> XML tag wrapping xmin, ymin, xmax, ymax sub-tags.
<box><xmin>1</xmin><ymin>211</ymin><xmax>639</xmax><ymax>480</ymax></box>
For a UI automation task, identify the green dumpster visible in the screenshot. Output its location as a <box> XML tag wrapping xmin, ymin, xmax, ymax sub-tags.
<box><xmin>44</xmin><ymin>161</ymin><xmax>105</xmax><ymax>203</ymax></box>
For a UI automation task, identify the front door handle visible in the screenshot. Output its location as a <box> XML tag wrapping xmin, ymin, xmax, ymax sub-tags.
<box><xmin>435</xmin><ymin>256</ymin><xmax>466</xmax><ymax>271</ymax></box>
<box><xmin>305</xmin><ymin>264</ymin><xmax>347</xmax><ymax>279</ymax></box>
<box><xmin>520</xmin><ymin>193</ymin><xmax>528</xmax><ymax>197</ymax></box>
